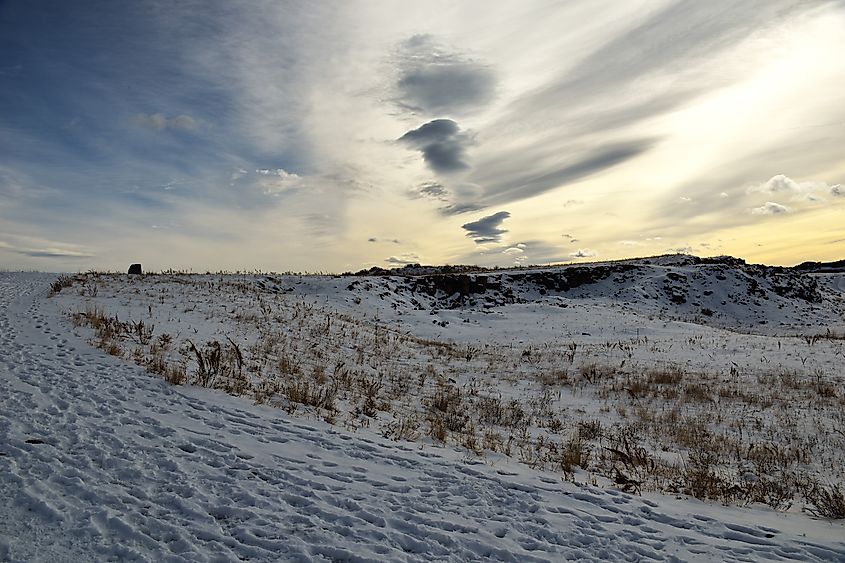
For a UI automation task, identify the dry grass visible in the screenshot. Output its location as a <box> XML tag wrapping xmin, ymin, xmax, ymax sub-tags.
<box><xmin>60</xmin><ymin>272</ymin><xmax>845</xmax><ymax>517</ymax></box>
<box><xmin>804</xmin><ymin>481</ymin><xmax>845</xmax><ymax>519</ymax></box>
<box><xmin>48</xmin><ymin>275</ymin><xmax>74</xmax><ymax>296</ymax></box>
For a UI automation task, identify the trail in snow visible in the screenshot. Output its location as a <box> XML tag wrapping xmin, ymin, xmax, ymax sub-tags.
<box><xmin>1</xmin><ymin>273</ymin><xmax>844</xmax><ymax>562</ymax></box>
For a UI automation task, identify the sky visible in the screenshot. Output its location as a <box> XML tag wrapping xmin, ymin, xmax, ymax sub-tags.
<box><xmin>1</xmin><ymin>0</ymin><xmax>844</xmax><ymax>272</ymax></box>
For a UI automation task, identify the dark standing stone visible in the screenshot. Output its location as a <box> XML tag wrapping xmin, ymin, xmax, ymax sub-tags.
<box><xmin>128</xmin><ymin>264</ymin><xmax>143</xmax><ymax>275</ymax></box>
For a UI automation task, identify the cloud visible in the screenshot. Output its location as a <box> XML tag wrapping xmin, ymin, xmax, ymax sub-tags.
<box><xmin>439</xmin><ymin>202</ymin><xmax>484</xmax><ymax>216</ymax></box>
<box><xmin>0</xmin><ymin>235</ymin><xmax>94</xmax><ymax>259</ymax></box>
<box><xmin>413</xmin><ymin>182</ymin><xmax>487</xmax><ymax>215</ymax></box>
<box><xmin>417</xmin><ymin>182</ymin><xmax>449</xmax><ymax>201</ymax></box>
<box><xmin>14</xmin><ymin>248</ymin><xmax>92</xmax><ymax>258</ymax></box>
<box><xmin>454</xmin><ymin>239</ymin><xmax>569</xmax><ymax>267</ymax></box>
<box><xmin>132</xmin><ymin>113</ymin><xmax>203</xmax><ymax>131</ymax></box>
<box><xmin>569</xmin><ymin>248</ymin><xmax>597</xmax><ymax>259</ymax></box>
<box><xmin>395</xmin><ymin>35</ymin><xmax>496</xmax><ymax>115</ymax></box>
<box><xmin>751</xmin><ymin>201</ymin><xmax>790</xmax><ymax>215</ymax></box>
<box><xmin>2</xmin><ymin>1</ymin><xmax>843</xmax><ymax>271</ymax></box>
<box><xmin>457</xmin><ymin>0</ymin><xmax>827</xmax><ymax>214</ymax></box>
<box><xmin>650</xmin><ymin>168</ymin><xmax>842</xmax><ymax>238</ymax></box>
<box><xmin>398</xmin><ymin>119</ymin><xmax>472</xmax><ymax>174</ymax></box>
<box><xmin>505</xmin><ymin>241</ymin><xmax>568</xmax><ymax>265</ymax></box>
<box><xmin>505</xmin><ymin>1</ymin><xmax>807</xmax><ymax>122</ymax></box>
<box><xmin>748</xmin><ymin>174</ymin><xmax>837</xmax><ymax>201</ymax></box>
<box><xmin>502</xmin><ymin>246</ymin><xmax>527</xmax><ymax>264</ymax></box>
<box><xmin>832</xmin><ymin>185</ymin><xmax>844</xmax><ymax>197</ymax></box>
<box><xmin>469</xmin><ymin>139</ymin><xmax>653</xmax><ymax>207</ymax></box>
<box><xmin>255</xmin><ymin>168</ymin><xmax>303</xmax><ymax>196</ymax></box>
<box><xmin>368</xmin><ymin>237</ymin><xmax>401</xmax><ymax>244</ymax></box>
<box><xmin>461</xmin><ymin>211</ymin><xmax>510</xmax><ymax>244</ymax></box>
<box><xmin>0</xmin><ymin>166</ymin><xmax>56</xmax><ymax>205</ymax></box>
<box><xmin>428</xmin><ymin>183</ymin><xmax>484</xmax><ymax>214</ymax></box>
<box><xmin>385</xmin><ymin>253</ymin><xmax>421</xmax><ymax>266</ymax></box>
<box><xmin>750</xmin><ymin>174</ymin><xmax>801</xmax><ymax>194</ymax></box>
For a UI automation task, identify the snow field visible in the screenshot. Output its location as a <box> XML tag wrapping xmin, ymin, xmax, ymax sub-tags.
<box><xmin>2</xmin><ymin>272</ymin><xmax>845</xmax><ymax>561</ymax></box>
<box><xmin>51</xmin><ymin>266</ymin><xmax>845</xmax><ymax>514</ymax></box>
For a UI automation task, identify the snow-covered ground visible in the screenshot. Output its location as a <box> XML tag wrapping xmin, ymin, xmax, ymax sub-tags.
<box><xmin>2</xmin><ymin>266</ymin><xmax>845</xmax><ymax>561</ymax></box>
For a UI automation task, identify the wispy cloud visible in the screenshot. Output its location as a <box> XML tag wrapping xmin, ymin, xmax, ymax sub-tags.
<box><xmin>254</xmin><ymin>168</ymin><xmax>304</xmax><ymax>196</ymax></box>
<box><xmin>132</xmin><ymin>113</ymin><xmax>204</xmax><ymax>132</ymax></box>
<box><xmin>0</xmin><ymin>235</ymin><xmax>94</xmax><ymax>259</ymax></box>
<box><xmin>468</xmin><ymin>139</ymin><xmax>654</xmax><ymax>208</ymax></box>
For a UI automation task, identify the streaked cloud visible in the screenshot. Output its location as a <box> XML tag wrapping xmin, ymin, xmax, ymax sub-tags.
<box><xmin>468</xmin><ymin>140</ymin><xmax>654</xmax><ymax>208</ymax></box>
<box><xmin>132</xmin><ymin>113</ymin><xmax>203</xmax><ymax>132</ymax></box>
<box><xmin>0</xmin><ymin>235</ymin><xmax>94</xmax><ymax>259</ymax></box>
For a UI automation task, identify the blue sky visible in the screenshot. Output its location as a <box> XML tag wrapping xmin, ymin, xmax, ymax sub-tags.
<box><xmin>2</xmin><ymin>1</ymin><xmax>844</xmax><ymax>271</ymax></box>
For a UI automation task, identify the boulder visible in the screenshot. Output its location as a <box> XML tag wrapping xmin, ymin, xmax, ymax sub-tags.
<box><xmin>128</xmin><ymin>263</ymin><xmax>143</xmax><ymax>275</ymax></box>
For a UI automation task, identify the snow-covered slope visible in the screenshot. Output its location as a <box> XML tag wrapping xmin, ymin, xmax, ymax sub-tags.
<box><xmin>3</xmin><ymin>273</ymin><xmax>845</xmax><ymax>561</ymax></box>
<box><xmin>320</xmin><ymin>255</ymin><xmax>845</xmax><ymax>335</ymax></box>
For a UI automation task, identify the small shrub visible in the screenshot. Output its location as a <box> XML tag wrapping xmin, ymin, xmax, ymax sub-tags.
<box><xmin>560</xmin><ymin>434</ymin><xmax>590</xmax><ymax>473</ymax></box>
<box><xmin>804</xmin><ymin>481</ymin><xmax>845</xmax><ymax>519</ymax></box>
<box><xmin>577</xmin><ymin>420</ymin><xmax>603</xmax><ymax>441</ymax></box>
<box><xmin>649</xmin><ymin>367</ymin><xmax>683</xmax><ymax>385</ymax></box>
<box><xmin>579</xmin><ymin>363</ymin><xmax>614</xmax><ymax>384</ymax></box>
<box><xmin>427</xmin><ymin>416</ymin><xmax>448</xmax><ymax>443</ymax></box>
<box><xmin>164</xmin><ymin>362</ymin><xmax>187</xmax><ymax>386</ymax></box>
<box><xmin>49</xmin><ymin>274</ymin><xmax>74</xmax><ymax>296</ymax></box>
<box><xmin>283</xmin><ymin>379</ymin><xmax>338</xmax><ymax>410</ymax></box>
<box><xmin>683</xmin><ymin>383</ymin><xmax>712</xmax><ymax>403</ymax></box>
<box><xmin>681</xmin><ymin>449</ymin><xmax>731</xmax><ymax>502</ymax></box>
<box><xmin>382</xmin><ymin>415</ymin><xmax>420</xmax><ymax>442</ymax></box>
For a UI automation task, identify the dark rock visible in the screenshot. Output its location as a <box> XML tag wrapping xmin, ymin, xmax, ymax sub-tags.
<box><xmin>793</xmin><ymin>259</ymin><xmax>845</xmax><ymax>273</ymax></box>
<box><xmin>128</xmin><ymin>263</ymin><xmax>143</xmax><ymax>275</ymax></box>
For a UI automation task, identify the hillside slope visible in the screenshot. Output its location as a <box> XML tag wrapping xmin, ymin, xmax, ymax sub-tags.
<box><xmin>272</xmin><ymin>254</ymin><xmax>845</xmax><ymax>337</ymax></box>
<box><xmin>3</xmin><ymin>272</ymin><xmax>845</xmax><ymax>561</ymax></box>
